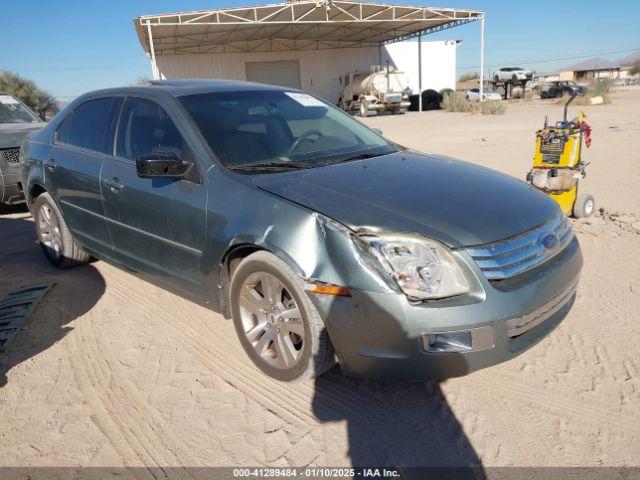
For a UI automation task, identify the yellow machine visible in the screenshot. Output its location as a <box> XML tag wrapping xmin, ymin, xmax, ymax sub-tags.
<box><xmin>527</xmin><ymin>91</ymin><xmax>594</xmax><ymax>218</ymax></box>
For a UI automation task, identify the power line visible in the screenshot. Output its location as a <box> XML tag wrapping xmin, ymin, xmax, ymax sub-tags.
<box><xmin>457</xmin><ymin>46</ymin><xmax>640</xmax><ymax>70</ymax></box>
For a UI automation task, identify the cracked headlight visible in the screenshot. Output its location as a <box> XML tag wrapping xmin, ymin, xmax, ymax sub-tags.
<box><xmin>363</xmin><ymin>235</ymin><xmax>469</xmax><ymax>300</ymax></box>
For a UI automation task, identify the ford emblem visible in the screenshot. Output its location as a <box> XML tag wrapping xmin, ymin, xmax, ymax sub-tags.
<box><xmin>539</xmin><ymin>233</ymin><xmax>559</xmax><ymax>250</ymax></box>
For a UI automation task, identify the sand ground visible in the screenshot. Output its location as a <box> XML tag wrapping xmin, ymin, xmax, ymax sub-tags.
<box><xmin>0</xmin><ymin>87</ymin><xmax>639</xmax><ymax>473</ymax></box>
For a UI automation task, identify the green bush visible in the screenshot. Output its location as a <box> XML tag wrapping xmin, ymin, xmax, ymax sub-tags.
<box><xmin>441</xmin><ymin>91</ymin><xmax>470</xmax><ymax>112</ymax></box>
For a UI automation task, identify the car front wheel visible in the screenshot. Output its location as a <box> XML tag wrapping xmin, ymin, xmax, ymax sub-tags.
<box><xmin>34</xmin><ymin>192</ymin><xmax>90</xmax><ymax>268</ymax></box>
<box><xmin>229</xmin><ymin>251</ymin><xmax>335</xmax><ymax>382</ymax></box>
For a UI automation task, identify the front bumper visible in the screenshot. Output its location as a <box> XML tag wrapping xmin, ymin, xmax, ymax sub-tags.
<box><xmin>309</xmin><ymin>236</ymin><xmax>583</xmax><ymax>381</ymax></box>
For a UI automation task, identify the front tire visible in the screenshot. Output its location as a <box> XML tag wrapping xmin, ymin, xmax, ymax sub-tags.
<box><xmin>229</xmin><ymin>251</ymin><xmax>335</xmax><ymax>382</ymax></box>
<box><xmin>34</xmin><ymin>192</ymin><xmax>90</xmax><ymax>268</ymax></box>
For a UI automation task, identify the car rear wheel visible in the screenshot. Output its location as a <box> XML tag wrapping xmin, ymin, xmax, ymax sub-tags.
<box><xmin>230</xmin><ymin>251</ymin><xmax>335</xmax><ymax>382</ymax></box>
<box><xmin>34</xmin><ymin>192</ymin><xmax>90</xmax><ymax>268</ymax></box>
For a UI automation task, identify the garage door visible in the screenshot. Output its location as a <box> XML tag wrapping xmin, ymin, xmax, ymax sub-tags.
<box><xmin>245</xmin><ymin>60</ymin><xmax>301</xmax><ymax>89</ymax></box>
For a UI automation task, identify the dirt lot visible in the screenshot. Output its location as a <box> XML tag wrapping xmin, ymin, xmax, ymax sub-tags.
<box><xmin>1</xmin><ymin>87</ymin><xmax>639</xmax><ymax>473</ymax></box>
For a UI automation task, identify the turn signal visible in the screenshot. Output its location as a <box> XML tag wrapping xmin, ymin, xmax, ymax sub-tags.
<box><xmin>311</xmin><ymin>283</ymin><xmax>351</xmax><ymax>297</ymax></box>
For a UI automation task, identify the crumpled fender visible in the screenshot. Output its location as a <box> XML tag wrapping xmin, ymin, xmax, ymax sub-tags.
<box><xmin>207</xmin><ymin>169</ymin><xmax>397</xmax><ymax>313</ymax></box>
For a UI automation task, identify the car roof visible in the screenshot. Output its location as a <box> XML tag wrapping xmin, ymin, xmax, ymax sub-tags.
<box><xmin>78</xmin><ymin>79</ymin><xmax>296</xmax><ymax>100</ymax></box>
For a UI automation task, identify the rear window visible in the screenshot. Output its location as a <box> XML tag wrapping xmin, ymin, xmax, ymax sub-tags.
<box><xmin>61</xmin><ymin>98</ymin><xmax>116</xmax><ymax>154</ymax></box>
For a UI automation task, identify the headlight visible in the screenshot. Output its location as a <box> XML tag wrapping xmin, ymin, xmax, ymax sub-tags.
<box><xmin>362</xmin><ymin>235</ymin><xmax>469</xmax><ymax>300</ymax></box>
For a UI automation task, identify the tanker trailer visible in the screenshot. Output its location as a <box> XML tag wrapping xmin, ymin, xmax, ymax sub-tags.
<box><xmin>338</xmin><ymin>66</ymin><xmax>411</xmax><ymax>117</ymax></box>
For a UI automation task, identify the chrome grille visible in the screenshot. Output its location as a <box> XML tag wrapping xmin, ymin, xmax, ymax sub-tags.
<box><xmin>465</xmin><ymin>213</ymin><xmax>573</xmax><ymax>281</ymax></box>
<box><xmin>0</xmin><ymin>148</ymin><xmax>20</xmax><ymax>165</ymax></box>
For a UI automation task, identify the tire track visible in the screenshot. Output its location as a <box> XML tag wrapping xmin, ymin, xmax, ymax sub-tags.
<box><xmin>466</xmin><ymin>373</ymin><xmax>640</xmax><ymax>439</ymax></box>
<box><xmin>67</xmin><ymin>305</ymin><xmax>198</xmax><ymax>479</ymax></box>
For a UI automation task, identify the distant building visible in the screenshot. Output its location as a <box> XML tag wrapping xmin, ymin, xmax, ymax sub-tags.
<box><xmin>560</xmin><ymin>67</ymin><xmax>622</xmax><ymax>83</ymax></box>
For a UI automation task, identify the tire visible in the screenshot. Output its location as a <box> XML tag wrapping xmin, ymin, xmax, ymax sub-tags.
<box><xmin>34</xmin><ymin>192</ymin><xmax>90</xmax><ymax>268</ymax></box>
<box><xmin>494</xmin><ymin>74</ymin><xmax>500</xmax><ymax>83</ymax></box>
<box><xmin>421</xmin><ymin>89</ymin><xmax>440</xmax><ymax>110</ymax></box>
<box><xmin>359</xmin><ymin>100</ymin><xmax>370</xmax><ymax>117</ymax></box>
<box><xmin>572</xmin><ymin>192</ymin><xmax>595</xmax><ymax>219</ymax></box>
<box><xmin>512</xmin><ymin>74</ymin><xmax>519</xmax><ymax>83</ymax></box>
<box><xmin>229</xmin><ymin>251</ymin><xmax>335</xmax><ymax>382</ymax></box>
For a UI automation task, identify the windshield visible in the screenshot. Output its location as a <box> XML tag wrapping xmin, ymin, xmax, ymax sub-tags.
<box><xmin>180</xmin><ymin>90</ymin><xmax>400</xmax><ymax>172</ymax></box>
<box><xmin>0</xmin><ymin>95</ymin><xmax>41</xmax><ymax>124</ymax></box>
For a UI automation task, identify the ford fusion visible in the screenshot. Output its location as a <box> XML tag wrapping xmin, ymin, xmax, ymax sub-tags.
<box><xmin>20</xmin><ymin>80</ymin><xmax>582</xmax><ymax>381</ymax></box>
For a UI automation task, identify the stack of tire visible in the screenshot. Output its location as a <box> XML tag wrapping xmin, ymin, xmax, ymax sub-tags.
<box><xmin>408</xmin><ymin>88</ymin><xmax>455</xmax><ymax>111</ymax></box>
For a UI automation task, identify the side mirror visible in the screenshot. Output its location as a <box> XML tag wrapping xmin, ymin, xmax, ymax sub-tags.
<box><xmin>371</xmin><ymin>128</ymin><xmax>383</xmax><ymax>136</ymax></box>
<box><xmin>136</xmin><ymin>151</ymin><xmax>191</xmax><ymax>179</ymax></box>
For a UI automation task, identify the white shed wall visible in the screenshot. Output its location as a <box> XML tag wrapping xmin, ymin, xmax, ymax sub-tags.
<box><xmin>156</xmin><ymin>47</ymin><xmax>380</xmax><ymax>104</ymax></box>
<box><xmin>155</xmin><ymin>39</ymin><xmax>458</xmax><ymax>102</ymax></box>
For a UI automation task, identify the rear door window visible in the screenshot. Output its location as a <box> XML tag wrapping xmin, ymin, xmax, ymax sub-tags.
<box><xmin>65</xmin><ymin>98</ymin><xmax>117</xmax><ymax>154</ymax></box>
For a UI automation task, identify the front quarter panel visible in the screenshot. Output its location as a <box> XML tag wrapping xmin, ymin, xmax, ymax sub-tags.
<box><xmin>205</xmin><ymin>167</ymin><xmax>397</xmax><ymax>308</ymax></box>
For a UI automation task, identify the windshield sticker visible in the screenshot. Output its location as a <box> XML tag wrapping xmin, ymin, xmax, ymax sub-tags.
<box><xmin>284</xmin><ymin>92</ymin><xmax>326</xmax><ymax>107</ymax></box>
<box><xmin>0</xmin><ymin>95</ymin><xmax>19</xmax><ymax>105</ymax></box>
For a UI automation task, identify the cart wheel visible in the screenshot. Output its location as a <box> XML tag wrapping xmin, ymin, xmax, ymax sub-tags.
<box><xmin>572</xmin><ymin>192</ymin><xmax>595</xmax><ymax>219</ymax></box>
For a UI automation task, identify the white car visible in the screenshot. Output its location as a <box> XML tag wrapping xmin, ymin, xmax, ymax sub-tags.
<box><xmin>466</xmin><ymin>88</ymin><xmax>502</xmax><ymax>102</ymax></box>
<box><xmin>493</xmin><ymin>67</ymin><xmax>533</xmax><ymax>83</ymax></box>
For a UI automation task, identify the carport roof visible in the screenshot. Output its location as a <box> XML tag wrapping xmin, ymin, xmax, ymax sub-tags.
<box><xmin>134</xmin><ymin>0</ymin><xmax>483</xmax><ymax>55</ymax></box>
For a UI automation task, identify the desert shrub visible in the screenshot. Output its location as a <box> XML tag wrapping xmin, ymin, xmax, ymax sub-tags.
<box><xmin>458</xmin><ymin>72</ymin><xmax>479</xmax><ymax>83</ymax></box>
<box><xmin>480</xmin><ymin>100</ymin><xmax>507</xmax><ymax>115</ymax></box>
<box><xmin>590</xmin><ymin>78</ymin><xmax>613</xmax><ymax>96</ymax></box>
<box><xmin>555</xmin><ymin>78</ymin><xmax>614</xmax><ymax>106</ymax></box>
<box><xmin>441</xmin><ymin>91</ymin><xmax>470</xmax><ymax>112</ymax></box>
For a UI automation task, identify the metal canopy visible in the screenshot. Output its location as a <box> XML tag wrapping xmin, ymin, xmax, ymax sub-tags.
<box><xmin>134</xmin><ymin>1</ymin><xmax>483</xmax><ymax>55</ymax></box>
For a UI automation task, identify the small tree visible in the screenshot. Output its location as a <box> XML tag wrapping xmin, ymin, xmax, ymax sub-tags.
<box><xmin>458</xmin><ymin>72</ymin><xmax>479</xmax><ymax>83</ymax></box>
<box><xmin>0</xmin><ymin>71</ymin><xmax>58</xmax><ymax>120</ymax></box>
<box><xmin>133</xmin><ymin>75</ymin><xmax>150</xmax><ymax>86</ymax></box>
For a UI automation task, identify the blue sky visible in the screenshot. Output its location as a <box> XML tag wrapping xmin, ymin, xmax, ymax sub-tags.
<box><xmin>2</xmin><ymin>0</ymin><xmax>639</xmax><ymax>100</ymax></box>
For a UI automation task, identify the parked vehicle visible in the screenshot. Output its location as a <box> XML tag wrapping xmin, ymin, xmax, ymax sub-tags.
<box><xmin>493</xmin><ymin>67</ymin><xmax>533</xmax><ymax>83</ymax></box>
<box><xmin>466</xmin><ymin>88</ymin><xmax>502</xmax><ymax>102</ymax></box>
<box><xmin>338</xmin><ymin>66</ymin><xmax>411</xmax><ymax>116</ymax></box>
<box><xmin>21</xmin><ymin>80</ymin><xmax>582</xmax><ymax>382</ymax></box>
<box><xmin>0</xmin><ymin>93</ymin><xmax>45</xmax><ymax>205</ymax></box>
<box><xmin>541</xmin><ymin>81</ymin><xmax>586</xmax><ymax>99</ymax></box>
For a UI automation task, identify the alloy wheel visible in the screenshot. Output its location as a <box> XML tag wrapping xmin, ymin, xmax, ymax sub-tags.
<box><xmin>37</xmin><ymin>204</ymin><xmax>62</xmax><ymax>260</ymax></box>
<box><xmin>238</xmin><ymin>272</ymin><xmax>305</xmax><ymax>370</ymax></box>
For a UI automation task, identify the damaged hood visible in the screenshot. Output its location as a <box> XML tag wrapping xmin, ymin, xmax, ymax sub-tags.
<box><xmin>252</xmin><ymin>151</ymin><xmax>558</xmax><ymax>247</ymax></box>
<box><xmin>0</xmin><ymin>123</ymin><xmax>45</xmax><ymax>149</ymax></box>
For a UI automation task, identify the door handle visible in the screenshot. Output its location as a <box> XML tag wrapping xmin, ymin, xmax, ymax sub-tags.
<box><xmin>45</xmin><ymin>159</ymin><xmax>56</xmax><ymax>171</ymax></box>
<box><xmin>104</xmin><ymin>177</ymin><xmax>124</xmax><ymax>193</ymax></box>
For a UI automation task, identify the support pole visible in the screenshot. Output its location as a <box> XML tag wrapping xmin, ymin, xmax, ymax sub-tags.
<box><xmin>418</xmin><ymin>33</ymin><xmax>423</xmax><ymax>112</ymax></box>
<box><xmin>479</xmin><ymin>14</ymin><xmax>485</xmax><ymax>101</ymax></box>
<box><xmin>146</xmin><ymin>20</ymin><xmax>160</xmax><ymax>80</ymax></box>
